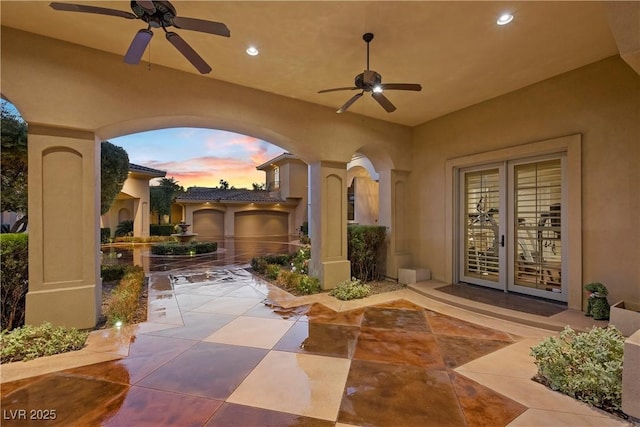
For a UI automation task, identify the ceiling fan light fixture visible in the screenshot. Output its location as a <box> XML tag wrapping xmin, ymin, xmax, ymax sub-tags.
<box><xmin>373</xmin><ymin>85</ymin><xmax>383</xmax><ymax>93</ymax></box>
<box><xmin>497</xmin><ymin>13</ymin><xmax>514</xmax><ymax>25</ymax></box>
<box><xmin>246</xmin><ymin>46</ymin><xmax>259</xmax><ymax>56</ymax></box>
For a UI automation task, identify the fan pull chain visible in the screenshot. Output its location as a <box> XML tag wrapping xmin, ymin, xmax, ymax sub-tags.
<box><xmin>148</xmin><ymin>41</ymin><xmax>152</xmax><ymax>71</ymax></box>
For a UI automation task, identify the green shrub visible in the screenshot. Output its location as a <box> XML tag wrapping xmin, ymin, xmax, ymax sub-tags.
<box><xmin>298</xmin><ymin>275</ymin><xmax>321</xmax><ymax>295</ymax></box>
<box><xmin>1</xmin><ymin>322</ymin><xmax>89</xmax><ymax>363</ymax></box>
<box><xmin>105</xmin><ymin>266</ymin><xmax>146</xmax><ymax>326</ymax></box>
<box><xmin>251</xmin><ymin>257</ymin><xmax>268</xmax><ymax>274</ymax></box>
<box><xmin>114</xmin><ymin>236</ymin><xmax>172</xmax><ymax>243</ymax></box>
<box><xmin>100</xmin><ymin>227</ymin><xmax>112</xmax><ymax>243</ymax></box>
<box><xmin>150</xmin><ymin>241</ymin><xmax>217</xmax><ymax>255</ymax></box>
<box><xmin>347</xmin><ymin>225</ymin><xmax>387</xmax><ymax>282</ymax></box>
<box><xmin>101</xmin><ymin>264</ymin><xmax>127</xmax><ymax>282</ymax></box>
<box><xmin>275</xmin><ymin>270</ymin><xmax>321</xmax><ymax>295</ymax></box>
<box><xmin>530</xmin><ymin>326</ymin><xmax>624</xmax><ymax>412</ymax></box>
<box><xmin>114</xmin><ymin>220</ymin><xmax>134</xmax><ymax>237</ymax></box>
<box><xmin>265</xmin><ymin>264</ymin><xmax>281</xmax><ymax>280</ymax></box>
<box><xmin>262</xmin><ymin>253</ymin><xmax>294</xmax><ymax>266</ymax></box>
<box><xmin>276</xmin><ymin>269</ymin><xmax>299</xmax><ymax>289</ymax></box>
<box><xmin>330</xmin><ymin>278</ymin><xmax>371</xmax><ymax>301</ymax></box>
<box><xmin>292</xmin><ymin>245</ymin><xmax>311</xmax><ymax>274</ymax></box>
<box><xmin>299</xmin><ymin>234</ymin><xmax>311</xmax><ymax>245</ymax></box>
<box><xmin>150</xmin><ymin>224</ymin><xmax>175</xmax><ymax>236</ymax></box>
<box><xmin>1</xmin><ymin>233</ymin><xmax>29</xmax><ymax>331</ymax></box>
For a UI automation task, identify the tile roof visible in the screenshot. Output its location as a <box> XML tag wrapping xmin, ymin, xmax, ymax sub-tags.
<box><xmin>176</xmin><ymin>187</ymin><xmax>285</xmax><ymax>203</ymax></box>
<box><xmin>129</xmin><ymin>163</ymin><xmax>166</xmax><ymax>177</ymax></box>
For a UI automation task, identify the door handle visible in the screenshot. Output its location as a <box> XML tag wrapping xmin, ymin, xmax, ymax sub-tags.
<box><xmin>500</xmin><ymin>235</ymin><xmax>505</xmax><ymax>247</ymax></box>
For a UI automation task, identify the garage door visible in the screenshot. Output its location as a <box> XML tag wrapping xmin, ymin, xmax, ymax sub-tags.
<box><xmin>235</xmin><ymin>211</ymin><xmax>288</xmax><ymax>238</ymax></box>
<box><xmin>193</xmin><ymin>209</ymin><xmax>224</xmax><ymax>238</ymax></box>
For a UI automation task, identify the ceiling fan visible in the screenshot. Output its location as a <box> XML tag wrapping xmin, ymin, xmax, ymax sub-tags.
<box><xmin>319</xmin><ymin>33</ymin><xmax>422</xmax><ymax>114</ymax></box>
<box><xmin>49</xmin><ymin>1</ymin><xmax>230</xmax><ymax>74</ymax></box>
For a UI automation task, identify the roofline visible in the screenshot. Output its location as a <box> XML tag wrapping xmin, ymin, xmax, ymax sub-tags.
<box><xmin>128</xmin><ymin>163</ymin><xmax>166</xmax><ymax>178</ymax></box>
<box><xmin>255</xmin><ymin>152</ymin><xmax>300</xmax><ymax>170</ymax></box>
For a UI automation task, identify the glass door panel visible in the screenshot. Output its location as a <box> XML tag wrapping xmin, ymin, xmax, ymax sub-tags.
<box><xmin>510</xmin><ymin>158</ymin><xmax>564</xmax><ymax>299</ymax></box>
<box><xmin>461</xmin><ymin>168</ymin><xmax>503</xmax><ymax>289</ymax></box>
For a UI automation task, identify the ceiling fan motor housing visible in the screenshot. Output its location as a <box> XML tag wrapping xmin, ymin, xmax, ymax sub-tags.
<box><xmin>131</xmin><ymin>0</ymin><xmax>176</xmax><ymax>28</ymax></box>
<box><xmin>356</xmin><ymin>70</ymin><xmax>382</xmax><ymax>90</ymax></box>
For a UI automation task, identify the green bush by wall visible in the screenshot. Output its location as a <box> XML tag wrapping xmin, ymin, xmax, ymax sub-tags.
<box><xmin>1</xmin><ymin>233</ymin><xmax>28</xmax><ymax>331</ymax></box>
<box><xmin>347</xmin><ymin>225</ymin><xmax>387</xmax><ymax>282</ymax></box>
<box><xmin>100</xmin><ymin>227</ymin><xmax>112</xmax><ymax>243</ymax></box>
<box><xmin>150</xmin><ymin>224</ymin><xmax>175</xmax><ymax>236</ymax></box>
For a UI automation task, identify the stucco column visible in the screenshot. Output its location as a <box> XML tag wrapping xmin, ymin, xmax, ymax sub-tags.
<box><xmin>309</xmin><ymin>161</ymin><xmax>351</xmax><ymax>289</ymax></box>
<box><xmin>183</xmin><ymin>205</ymin><xmax>195</xmax><ymax>227</ymax></box>
<box><xmin>224</xmin><ymin>207</ymin><xmax>235</xmax><ymax>238</ymax></box>
<box><xmin>26</xmin><ymin>125</ymin><xmax>101</xmax><ymax>329</ymax></box>
<box><xmin>378</xmin><ymin>169</ymin><xmax>412</xmax><ymax>280</ymax></box>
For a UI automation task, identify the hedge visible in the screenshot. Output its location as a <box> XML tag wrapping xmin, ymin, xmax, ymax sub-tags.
<box><xmin>150</xmin><ymin>241</ymin><xmax>217</xmax><ymax>255</ymax></box>
<box><xmin>1</xmin><ymin>233</ymin><xmax>29</xmax><ymax>331</ymax></box>
<box><xmin>150</xmin><ymin>224</ymin><xmax>176</xmax><ymax>236</ymax></box>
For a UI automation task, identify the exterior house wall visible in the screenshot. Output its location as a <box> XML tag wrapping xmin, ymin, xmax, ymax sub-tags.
<box><xmin>353</xmin><ymin>176</ymin><xmax>379</xmax><ymax>225</ymax></box>
<box><xmin>411</xmin><ymin>56</ymin><xmax>640</xmax><ymax>308</ymax></box>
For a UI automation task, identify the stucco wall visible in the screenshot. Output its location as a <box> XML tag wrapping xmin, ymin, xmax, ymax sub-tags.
<box><xmin>411</xmin><ymin>56</ymin><xmax>640</xmax><ymax>305</ymax></box>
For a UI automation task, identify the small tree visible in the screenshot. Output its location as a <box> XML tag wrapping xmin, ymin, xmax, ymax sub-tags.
<box><xmin>150</xmin><ymin>177</ymin><xmax>184</xmax><ymax>224</ymax></box>
<box><xmin>1</xmin><ymin>101</ymin><xmax>28</xmax><ymax>232</ymax></box>
<box><xmin>347</xmin><ymin>225</ymin><xmax>387</xmax><ymax>282</ymax></box>
<box><xmin>252</xmin><ymin>182</ymin><xmax>265</xmax><ymax>191</ymax></box>
<box><xmin>101</xmin><ymin>141</ymin><xmax>129</xmax><ymax>215</ymax></box>
<box><xmin>219</xmin><ymin>179</ymin><xmax>230</xmax><ymax>189</ymax></box>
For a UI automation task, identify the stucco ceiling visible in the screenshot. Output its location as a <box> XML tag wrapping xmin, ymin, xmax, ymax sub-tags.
<box><xmin>0</xmin><ymin>1</ymin><xmax>621</xmax><ymax>127</ymax></box>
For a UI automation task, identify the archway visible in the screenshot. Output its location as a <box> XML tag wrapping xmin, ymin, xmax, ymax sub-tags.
<box><xmin>2</xmin><ymin>28</ymin><xmax>413</xmax><ymax>328</ymax></box>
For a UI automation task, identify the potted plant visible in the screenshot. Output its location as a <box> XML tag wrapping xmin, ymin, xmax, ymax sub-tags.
<box><xmin>584</xmin><ymin>282</ymin><xmax>610</xmax><ymax>320</ymax></box>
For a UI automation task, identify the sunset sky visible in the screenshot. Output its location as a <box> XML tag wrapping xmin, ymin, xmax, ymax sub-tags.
<box><xmin>111</xmin><ymin>128</ymin><xmax>284</xmax><ymax>189</ymax></box>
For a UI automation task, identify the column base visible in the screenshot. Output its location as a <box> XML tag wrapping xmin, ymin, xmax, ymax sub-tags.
<box><xmin>622</xmin><ymin>330</ymin><xmax>640</xmax><ymax>419</ymax></box>
<box><xmin>319</xmin><ymin>260</ymin><xmax>351</xmax><ymax>290</ymax></box>
<box><xmin>25</xmin><ymin>283</ymin><xmax>100</xmax><ymax>329</ymax></box>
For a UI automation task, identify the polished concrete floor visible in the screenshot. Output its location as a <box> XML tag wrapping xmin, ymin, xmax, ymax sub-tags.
<box><xmin>0</xmin><ymin>246</ymin><xmax>629</xmax><ymax>427</ymax></box>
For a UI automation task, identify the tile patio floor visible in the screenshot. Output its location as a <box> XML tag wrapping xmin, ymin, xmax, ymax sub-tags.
<box><xmin>0</xmin><ymin>263</ymin><xmax>630</xmax><ymax>426</ymax></box>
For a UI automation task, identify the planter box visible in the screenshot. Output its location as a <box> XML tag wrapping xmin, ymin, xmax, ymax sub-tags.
<box><xmin>398</xmin><ymin>268</ymin><xmax>431</xmax><ymax>285</ymax></box>
<box><xmin>610</xmin><ymin>301</ymin><xmax>640</xmax><ymax>337</ymax></box>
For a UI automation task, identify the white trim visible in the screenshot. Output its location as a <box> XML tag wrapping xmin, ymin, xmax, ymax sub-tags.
<box><xmin>445</xmin><ymin>134</ymin><xmax>582</xmax><ymax>309</ymax></box>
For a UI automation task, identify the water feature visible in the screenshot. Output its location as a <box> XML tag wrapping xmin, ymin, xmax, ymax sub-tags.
<box><xmin>170</xmin><ymin>222</ymin><xmax>197</xmax><ymax>244</ymax></box>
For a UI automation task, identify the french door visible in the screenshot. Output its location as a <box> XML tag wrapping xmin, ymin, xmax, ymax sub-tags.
<box><xmin>459</xmin><ymin>156</ymin><xmax>566</xmax><ymax>301</ymax></box>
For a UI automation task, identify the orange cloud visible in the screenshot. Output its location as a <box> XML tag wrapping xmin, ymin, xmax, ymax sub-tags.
<box><xmin>147</xmin><ymin>155</ymin><xmax>269</xmax><ymax>189</ymax></box>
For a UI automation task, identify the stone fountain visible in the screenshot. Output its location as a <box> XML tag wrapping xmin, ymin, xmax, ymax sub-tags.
<box><xmin>171</xmin><ymin>222</ymin><xmax>198</xmax><ymax>244</ymax></box>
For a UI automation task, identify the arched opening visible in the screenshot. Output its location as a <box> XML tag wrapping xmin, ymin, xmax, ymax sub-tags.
<box><xmin>0</xmin><ymin>99</ymin><xmax>28</xmax><ymax>233</ymax></box>
<box><xmin>117</xmin><ymin>208</ymin><xmax>132</xmax><ymax>223</ymax></box>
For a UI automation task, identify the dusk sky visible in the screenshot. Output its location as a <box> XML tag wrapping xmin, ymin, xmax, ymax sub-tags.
<box><xmin>3</xmin><ymin>100</ymin><xmax>284</xmax><ymax>189</ymax></box>
<box><xmin>111</xmin><ymin>128</ymin><xmax>284</xmax><ymax>189</ymax></box>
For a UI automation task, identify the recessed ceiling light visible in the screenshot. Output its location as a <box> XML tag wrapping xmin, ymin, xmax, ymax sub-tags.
<box><xmin>246</xmin><ymin>46</ymin><xmax>259</xmax><ymax>56</ymax></box>
<box><xmin>497</xmin><ymin>13</ymin><xmax>514</xmax><ymax>25</ymax></box>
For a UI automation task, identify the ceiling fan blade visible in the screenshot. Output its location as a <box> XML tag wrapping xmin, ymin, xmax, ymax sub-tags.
<box><xmin>124</xmin><ymin>29</ymin><xmax>153</xmax><ymax>65</ymax></box>
<box><xmin>135</xmin><ymin>0</ymin><xmax>156</xmax><ymax>14</ymax></box>
<box><xmin>380</xmin><ymin>83</ymin><xmax>422</xmax><ymax>91</ymax></box>
<box><xmin>166</xmin><ymin>32</ymin><xmax>212</xmax><ymax>74</ymax></box>
<box><xmin>337</xmin><ymin>92</ymin><xmax>363</xmax><ymax>114</ymax></box>
<box><xmin>49</xmin><ymin>2</ymin><xmax>137</xmax><ymax>19</ymax></box>
<box><xmin>318</xmin><ymin>87</ymin><xmax>358</xmax><ymax>94</ymax></box>
<box><xmin>372</xmin><ymin>92</ymin><xmax>396</xmax><ymax>113</ymax></box>
<box><xmin>172</xmin><ymin>16</ymin><xmax>230</xmax><ymax>37</ymax></box>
